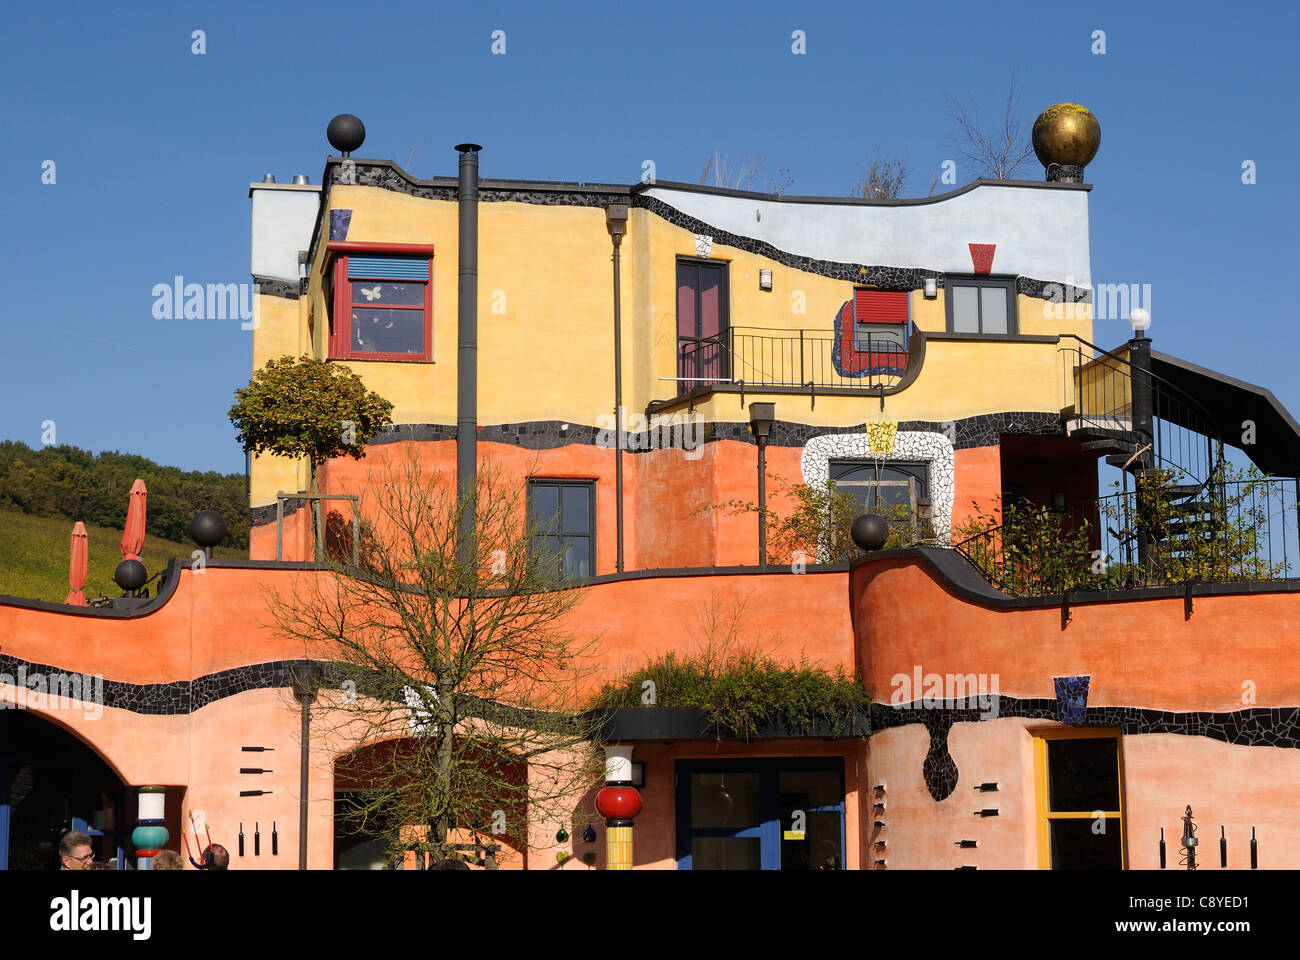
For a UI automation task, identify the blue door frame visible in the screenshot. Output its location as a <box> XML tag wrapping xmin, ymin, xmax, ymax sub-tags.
<box><xmin>674</xmin><ymin>758</ymin><xmax>846</xmax><ymax>870</ymax></box>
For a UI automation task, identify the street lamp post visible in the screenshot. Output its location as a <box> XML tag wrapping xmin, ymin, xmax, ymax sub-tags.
<box><xmin>749</xmin><ymin>403</ymin><xmax>775</xmax><ymax>566</ymax></box>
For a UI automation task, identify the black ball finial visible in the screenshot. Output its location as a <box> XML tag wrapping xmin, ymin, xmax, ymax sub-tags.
<box><xmin>189</xmin><ymin>510</ymin><xmax>228</xmax><ymax>549</ymax></box>
<box><xmin>114</xmin><ymin>558</ymin><xmax>148</xmax><ymax>592</ymax></box>
<box><xmin>327</xmin><ymin>114</ymin><xmax>366</xmax><ymax>156</ymax></box>
<box><xmin>851</xmin><ymin>514</ymin><xmax>889</xmax><ymax>552</ymax></box>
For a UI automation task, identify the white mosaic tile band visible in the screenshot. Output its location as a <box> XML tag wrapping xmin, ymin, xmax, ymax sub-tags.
<box><xmin>801</xmin><ymin>431</ymin><xmax>955</xmax><ymax>543</ymax></box>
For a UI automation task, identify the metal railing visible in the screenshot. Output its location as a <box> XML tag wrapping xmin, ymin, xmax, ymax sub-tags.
<box><xmin>1059</xmin><ymin>335</ymin><xmax>1221</xmax><ymax>487</ymax></box>
<box><xmin>677</xmin><ymin>326</ymin><xmax>911</xmax><ymax>395</ymax></box>
<box><xmin>953</xmin><ymin>478</ymin><xmax>1300</xmax><ymax>596</ymax></box>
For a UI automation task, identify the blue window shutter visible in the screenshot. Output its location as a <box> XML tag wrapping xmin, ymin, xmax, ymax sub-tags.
<box><xmin>347</xmin><ymin>256</ymin><xmax>428</xmax><ymax>280</ymax></box>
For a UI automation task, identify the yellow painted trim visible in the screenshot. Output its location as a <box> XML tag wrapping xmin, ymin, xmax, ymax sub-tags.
<box><xmin>1032</xmin><ymin>727</ymin><xmax>1126</xmax><ymax>870</ymax></box>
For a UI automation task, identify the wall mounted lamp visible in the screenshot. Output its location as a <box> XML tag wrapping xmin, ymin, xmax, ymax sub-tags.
<box><xmin>759</xmin><ymin>268</ymin><xmax>773</xmax><ymax>291</ymax></box>
<box><xmin>923</xmin><ymin>278</ymin><xmax>938</xmax><ymax>299</ymax></box>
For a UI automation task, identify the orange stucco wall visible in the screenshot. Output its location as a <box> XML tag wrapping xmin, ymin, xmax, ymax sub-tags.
<box><xmin>0</xmin><ymin>562</ymin><xmax>854</xmax><ymax>869</ymax></box>
<box><xmin>852</xmin><ymin>556</ymin><xmax>1300</xmax><ymax>710</ymax></box>
<box><xmin>853</xmin><ymin>553</ymin><xmax>1300</xmax><ymax>868</ymax></box>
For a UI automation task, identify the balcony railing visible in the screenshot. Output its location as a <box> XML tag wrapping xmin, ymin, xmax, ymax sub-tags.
<box><xmin>952</xmin><ymin>477</ymin><xmax>1300</xmax><ymax>596</ymax></box>
<box><xmin>676</xmin><ymin>326</ymin><xmax>911</xmax><ymax>396</ymax></box>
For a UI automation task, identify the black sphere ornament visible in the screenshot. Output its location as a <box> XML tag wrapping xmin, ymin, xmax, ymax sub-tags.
<box><xmin>189</xmin><ymin>510</ymin><xmax>228</xmax><ymax>548</ymax></box>
<box><xmin>327</xmin><ymin>114</ymin><xmax>366</xmax><ymax>155</ymax></box>
<box><xmin>114</xmin><ymin>558</ymin><xmax>148</xmax><ymax>592</ymax></box>
<box><xmin>851</xmin><ymin>513</ymin><xmax>889</xmax><ymax>552</ymax></box>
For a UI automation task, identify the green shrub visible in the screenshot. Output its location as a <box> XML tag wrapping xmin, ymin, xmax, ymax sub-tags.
<box><xmin>588</xmin><ymin>649</ymin><xmax>869</xmax><ymax>740</ymax></box>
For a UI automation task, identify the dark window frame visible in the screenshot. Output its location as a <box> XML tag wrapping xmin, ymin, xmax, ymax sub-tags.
<box><xmin>676</xmin><ymin>257</ymin><xmax>731</xmax><ymax>386</ymax></box>
<box><xmin>944</xmin><ymin>274</ymin><xmax>1017</xmax><ymax>336</ymax></box>
<box><xmin>526</xmin><ymin>478</ymin><xmax>597</xmax><ymax>580</ymax></box>
<box><xmin>674</xmin><ymin>757</ymin><xmax>846</xmax><ymax>871</ymax></box>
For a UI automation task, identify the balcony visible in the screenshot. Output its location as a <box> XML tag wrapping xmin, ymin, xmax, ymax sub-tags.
<box><xmin>660</xmin><ymin>326</ymin><xmax>921</xmax><ymax>412</ymax></box>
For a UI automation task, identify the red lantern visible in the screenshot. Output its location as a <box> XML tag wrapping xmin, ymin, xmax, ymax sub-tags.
<box><xmin>595</xmin><ymin>785</ymin><xmax>642</xmax><ymax>821</ymax></box>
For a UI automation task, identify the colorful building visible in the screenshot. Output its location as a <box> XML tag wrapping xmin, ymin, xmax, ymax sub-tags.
<box><xmin>4</xmin><ymin>104</ymin><xmax>1300</xmax><ymax>870</ymax></box>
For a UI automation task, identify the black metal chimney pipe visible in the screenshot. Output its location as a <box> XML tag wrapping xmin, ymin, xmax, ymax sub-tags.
<box><xmin>456</xmin><ymin>144</ymin><xmax>482</xmax><ymax>561</ymax></box>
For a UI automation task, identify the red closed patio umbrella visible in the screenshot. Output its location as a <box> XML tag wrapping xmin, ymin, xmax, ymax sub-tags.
<box><xmin>65</xmin><ymin>521</ymin><xmax>88</xmax><ymax>606</ymax></box>
<box><xmin>121</xmin><ymin>478</ymin><xmax>148</xmax><ymax>561</ymax></box>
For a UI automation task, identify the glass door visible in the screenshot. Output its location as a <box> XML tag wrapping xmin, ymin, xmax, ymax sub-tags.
<box><xmin>677</xmin><ymin>260</ymin><xmax>729</xmax><ymax>392</ymax></box>
<box><xmin>675</xmin><ymin>759</ymin><xmax>845</xmax><ymax>870</ymax></box>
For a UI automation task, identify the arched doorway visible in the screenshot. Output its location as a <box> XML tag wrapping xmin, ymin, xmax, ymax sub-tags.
<box><xmin>0</xmin><ymin>711</ymin><xmax>130</xmax><ymax>870</ymax></box>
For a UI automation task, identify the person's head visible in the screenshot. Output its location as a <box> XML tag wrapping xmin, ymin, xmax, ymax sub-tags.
<box><xmin>86</xmin><ymin>860</ymin><xmax>116</xmax><ymax>871</ymax></box>
<box><xmin>206</xmin><ymin>844</ymin><xmax>230</xmax><ymax>870</ymax></box>
<box><xmin>59</xmin><ymin>831</ymin><xmax>95</xmax><ymax>871</ymax></box>
<box><xmin>152</xmin><ymin>850</ymin><xmax>184</xmax><ymax>871</ymax></box>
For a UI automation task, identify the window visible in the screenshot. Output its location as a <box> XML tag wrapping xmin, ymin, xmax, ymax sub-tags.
<box><xmin>675</xmin><ymin>759</ymin><xmax>845</xmax><ymax>870</ymax></box>
<box><xmin>527</xmin><ymin>480</ymin><xmax>595</xmax><ymax>579</ymax></box>
<box><xmin>677</xmin><ymin>259</ymin><xmax>729</xmax><ymax>390</ymax></box>
<box><xmin>330</xmin><ymin>253</ymin><xmax>433</xmax><ymax>360</ymax></box>
<box><xmin>830</xmin><ymin>460</ymin><xmax>930</xmax><ymax>521</ymax></box>
<box><xmin>945</xmin><ymin>276</ymin><xmax>1016</xmax><ymax>335</ymax></box>
<box><xmin>1034</xmin><ymin>730</ymin><xmax>1125</xmax><ymax>870</ymax></box>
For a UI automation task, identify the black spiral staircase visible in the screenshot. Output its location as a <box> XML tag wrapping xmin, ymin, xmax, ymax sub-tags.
<box><xmin>1060</xmin><ymin>333</ymin><xmax>1224</xmax><ymax>575</ymax></box>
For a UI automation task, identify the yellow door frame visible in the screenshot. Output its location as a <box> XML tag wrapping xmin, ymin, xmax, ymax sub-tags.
<box><xmin>1032</xmin><ymin>726</ymin><xmax>1127</xmax><ymax>870</ymax></box>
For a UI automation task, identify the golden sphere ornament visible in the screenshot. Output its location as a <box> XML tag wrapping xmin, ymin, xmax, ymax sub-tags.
<box><xmin>1032</xmin><ymin>103</ymin><xmax>1101</xmax><ymax>173</ymax></box>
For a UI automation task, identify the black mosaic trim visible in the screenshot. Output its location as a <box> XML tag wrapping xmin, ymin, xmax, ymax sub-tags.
<box><xmin>321</xmin><ymin>163</ymin><xmax>1090</xmax><ymax>303</ymax></box>
<box><xmin>249</xmin><ymin>497</ymin><xmax>309</xmax><ymax>528</ymax></box>
<box><xmin>249</xmin><ymin>413</ymin><xmax>1063</xmax><ymax>526</ymax></box>
<box><xmin>252</xmin><ymin>277</ymin><xmax>301</xmax><ymax>300</ymax></box>
<box><xmin>0</xmin><ymin>653</ymin><xmax>318</xmax><ymax>716</ymax></box>
<box><xmin>871</xmin><ymin>696</ymin><xmax>1300</xmax><ymax>802</ymax></box>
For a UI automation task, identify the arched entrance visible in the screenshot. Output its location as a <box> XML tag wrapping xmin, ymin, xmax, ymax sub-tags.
<box><xmin>0</xmin><ymin>711</ymin><xmax>130</xmax><ymax>870</ymax></box>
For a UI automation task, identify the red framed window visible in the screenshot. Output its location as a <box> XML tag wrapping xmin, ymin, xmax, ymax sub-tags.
<box><xmin>329</xmin><ymin>249</ymin><xmax>433</xmax><ymax>361</ymax></box>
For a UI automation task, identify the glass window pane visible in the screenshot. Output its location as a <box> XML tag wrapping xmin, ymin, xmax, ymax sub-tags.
<box><xmin>1049</xmin><ymin>817</ymin><xmax>1122</xmax><ymax>870</ymax></box>
<box><xmin>562</xmin><ymin>537</ymin><xmax>589</xmax><ymax>579</ymax></box>
<box><xmin>690</xmin><ymin>772</ymin><xmax>760</xmax><ymax>828</ymax></box>
<box><xmin>350</xmin><ymin>308</ymin><xmax>425</xmax><ymax>354</ymax></box>
<box><xmin>699</xmin><ymin>266</ymin><xmax>724</xmax><ymax>339</ymax></box>
<box><xmin>561</xmin><ymin>486</ymin><xmax>590</xmax><ymax>534</ymax></box>
<box><xmin>351</xmin><ymin>281</ymin><xmax>425</xmax><ymax>306</ymax></box>
<box><xmin>778</xmin><ymin>770</ymin><xmax>841</xmax><ymax>809</ymax></box>
<box><xmin>780</xmin><ymin>810</ymin><xmax>843</xmax><ymax>870</ymax></box>
<box><xmin>980</xmin><ymin>286</ymin><xmax>1009</xmax><ymax>334</ymax></box>
<box><xmin>691</xmin><ymin>837</ymin><xmax>761</xmax><ymax>870</ymax></box>
<box><xmin>1047</xmin><ymin>738</ymin><xmax>1120</xmax><ymax>811</ymax></box>
<box><xmin>677</xmin><ymin>263</ymin><xmax>697</xmax><ymax>339</ymax></box>
<box><xmin>530</xmin><ymin>485</ymin><xmax>559</xmax><ymax>527</ymax></box>
<box><xmin>952</xmin><ymin>286</ymin><xmax>980</xmax><ymax>332</ymax></box>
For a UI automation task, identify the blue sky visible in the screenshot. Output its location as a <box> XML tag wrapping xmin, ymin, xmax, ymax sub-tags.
<box><xmin>2</xmin><ymin>0</ymin><xmax>1297</xmax><ymax>473</ymax></box>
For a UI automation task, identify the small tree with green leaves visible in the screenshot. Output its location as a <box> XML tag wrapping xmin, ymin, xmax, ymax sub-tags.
<box><xmin>952</xmin><ymin>497</ymin><xmax>1103</xmax><ymax>597</ymax></box>
<box><xmin>229</xmin><ymin>355</ymin><xmax>394</xmax><ymax>556</ymax></box>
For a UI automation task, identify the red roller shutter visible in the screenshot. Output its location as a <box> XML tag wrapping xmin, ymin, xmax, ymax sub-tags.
<box><xmin>853</xmin><ymin>289</ymin><xmax>908</xmax><ymax>324</ymax></box>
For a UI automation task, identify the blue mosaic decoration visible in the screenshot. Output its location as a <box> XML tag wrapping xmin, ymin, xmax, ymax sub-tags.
<box><xmin>329</xmin><ymin>209</ymin><xmax>352</xmax><ymax>242</ymax></box>
<box><xmin>1054</xmin><ymin>675</ymin><xmax>1091</xmax><ymax>725</ymax></box>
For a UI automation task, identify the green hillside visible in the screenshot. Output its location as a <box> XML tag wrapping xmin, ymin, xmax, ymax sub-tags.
<box><xmin>0</xmin><ymin>509</ymin><xmax>243</xmax><ymax>604</ymax></box>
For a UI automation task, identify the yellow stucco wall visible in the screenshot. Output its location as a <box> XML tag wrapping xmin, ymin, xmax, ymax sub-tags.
<box><xmin>249</xmin><ymin>183</ymin><xmax>1094</xmax><ymax>504</ymax></box>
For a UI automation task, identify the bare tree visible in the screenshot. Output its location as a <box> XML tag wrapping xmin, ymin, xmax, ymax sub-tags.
<box><xmin>852</xmin><ymin>150</ymin><xmax>908</xmax><ymax>199</ymax></box>
<box><xmin>944</xmin><ymin>76</ymin><xmax>1035</xmax><ymax>180</ymax></box>
<box><xmin>701</xmin><ymin>149</ymin><xmax>794</xmax><ymax>195</ymax></box>
<box><xmin>269</xmin><ymin>454</ymin><xmax>606</xmax><ymax>867</ymax></box>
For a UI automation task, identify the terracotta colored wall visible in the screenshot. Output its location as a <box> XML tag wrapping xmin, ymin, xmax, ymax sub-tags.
<box><xmin>951</xmin><ymin>445</ymin><xmax>1001</xmax><ymax>534</ymax></box>
<box><xmin>866</xmin><ymin>719</ymin><xmax>1300</xmax><ymax>869</ymax></box>
<box><xmin>853</xmin><ymin>556</ymin><xmax>1300</xmax><ymax>710</ymax></box>
<box><xmin>866</xmin><ymin>720</ymin><xmax>1039</xmax><ymax>870</ymax></box>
